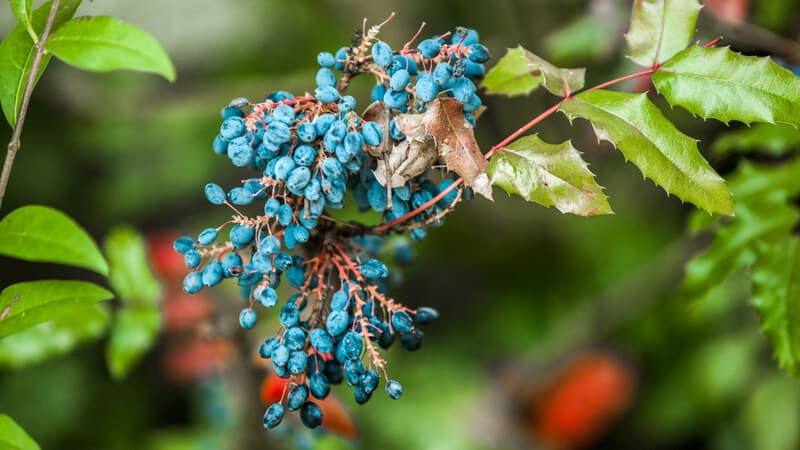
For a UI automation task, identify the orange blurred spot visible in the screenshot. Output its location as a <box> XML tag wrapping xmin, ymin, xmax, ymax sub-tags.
<box><xmin>149</xmin><ymin>232</ymin><xmax>187</xmax><ymax>278</ymax></box>
<box><xmin>530</xmin><ymin>352</ymin><xmax>636</xmax><ymax>450</ymax></box>
<box><xmin>260</xmin><ymin>372</ymin><xmax>359</xmax><ymax>440</ymax></box>
<box><xmin>704</xmin><ymin>0</ymin><xmax>750</xmax><ymax>22</ymax></box>
<box><xmin>164</xmin><ymin>292</ymin><xmax>214</xmax><ymax>333</ymax></box>
<box><xmin>163</xmin><ymin>339</ymin><xmax>236</xmax><ymax>383</ymax></box>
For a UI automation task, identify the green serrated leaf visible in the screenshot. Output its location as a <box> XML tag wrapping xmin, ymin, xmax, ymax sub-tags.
<box><xmin>0</xmin><ymin>205</ymin><xmax>109</xmax><ymax>274</ymax></box>
<box><xmin>482</xmin><ymin>47</ymin><xmax>543</xmax><ymax>97</ymax></box>
<box><xmin>559</xmin><ymin>90</ymin><xmax>733</xmax><ymax>215</ymax></box>
<box><xmin>712</xmin><ymin>123</ymin><xmax>800</xmax><ymax>158</ymax></box>
<box><xmin>104</xmin><ymin>226</ymin><xmax>161</xmax><ymax>307</ymax></box>
<box><xmin>0</xmin><ymin>280</ymin><xmax>113</xmax><ymax>338</ymax></box>
<box><xmin>654</xmin><ymin>46</ymin><xmax>800</xmax><ymax>126</ymax></box>
<box><xmin>0</xmin><ymin>0</ymin><xmax>81</xmax><ymax>127</ymax></box>
<box><xmin>0</xmin><ymin>304</ymin><xmax>109</xmax><ymax>368</ymax></box>
<box><xmin>488</xmin><ymin>134</ymin><xmax>611</xmax><ymax>216</ymax></box>
<box><xmin>625</xmin><ymin>0</ymin><xmax>702</xmax><ymax>66</ymax></box>
<box><xmin>683</xmin><ymin>200</ymin><xmax>799</xmax><ymax>300</ymax></box>
<box><xmin>106</xmin><ymin>307</ymin><xmax>161</xmax><ymax>380</ymax></box>
<box><xmin>45</xmin><ymin>16</ymin><xmax>176</xmax><ymax>81</ymax></box>
<box><xmin>752</xmin><ymin>237</ymin><xmax>800</xmax><ymax>377</ymax></box>
<box><xmin>0</xmin><ymin>414</ymin><xmax>40</xmax><ymax>450</ymax></box>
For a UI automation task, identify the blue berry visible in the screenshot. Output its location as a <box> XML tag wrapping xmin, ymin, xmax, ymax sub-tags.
<box><xmin>213</xmin><ymin>135</ymin><xmax>228</xmax><ymax>155</ymax></box>
<box><xmin>338</xmin><ymin>95</ymin><xmax>357</xmax><ymax>113</ymax></box>
<box><xmin>415</xmin><ymin>73</ymin><xmax>438</xmax><ymax>102</ymax></box>
<box><xmin>371</xmin><ymin>83</ymin><xmax>386</xmax><ymax>102</ymax></box>
<box><xmin>361</xmin><ymin>370</ymin><xmax>380</xmax><ymax>394</ymax></box>
<box><xmin>184</xmin><ymin>249</ymin><xmax>201</xmax><ymax>269</ymax></box>
<box><xmin>354</xmin><ymin>386</ymin><xmax>371</xmax><ymax>404</ymax></box>
<box><xmin>263</xmin><ymin>403</ymin><xmax>284</xmax><ymax>429</ymax></box>
<box><xmin>453</xmin><ymin>77</ymin><xmax>477</xmax><ymax>103</ymax></box>
<box><xmin>315</xmin><ymin>86</ymin><xmax>339</xmax><ymax>104</ymax></box>
<box><xmin>221</xmin><ymin>253</ymin><xmax>243</xmax><ymax>276</ymax></box>
<box><xmin>309</xmin><ymin>373</ymin><xmax>331</xmax><ymax>399</ymax></box>
<box><xmin>309</xmin><ymin>328</ymin><xmax>334</xmax><ymax>353</ymax></box>
<box><xmin>468</xmin><ymin>43</ymin><xmax>490</xmax><ymax>63</ymax></box>
<box><xmin>463</xmin><ymin>93</ymin><xmax>482</xmax><ymax>112</ymax></box>
<box><xmin>433</xmin><ymin>62</ymin><xmax>453</xmax><ymax>86</ymax></box>
<box><xmin>334</xmin><ymin>46</ymin><xmax>349</xmax><ymax>70</ymax></box>
<box><xmin>414</xmin><ymin>307</ymin><xmax>439</xmax><ymax>324</ymax></box>
<box><xmin>275</xmin><ymin>252</ymin><xmax>293</xmax><ymax>270</ymax></box>
<box><xmin>360</xmin><ymin>259</ymin><xmax>388</xmax><ymax>280</ymax></box>
<box><xmin>326</xmin><ymin>310</ymin><xmax>349</xmax><ymax>336</ymax></box>
<box><xmin>361</xmin><ymin>121</ymin><xmax>383</xmax><ymax>147</ymax></box>
<box><xmin>280</xmin><ymin>304</ymin><xmax>300</xmax><ymax>327</ymax></box>
<box><xmin>417</xmin><ymin>38</ymin><xmax>442</xmax><ymax>58</ymax></box>
<box><xmin>274</xmin><ymin>156</ymin><xmax>296</xmax><ymax>181</ymax></box>
<box><xmin>260</xmin><ymin>235</ymin><xmax>281</xmax><ymax>255</ymax></box>
<box><xmin>288</xmin><ymin>384</ymin><xmax>309</xmax><ymax>411</ymax></box>
<box><xmin>313</xmin><ymin>113</ymin><xmax>336</xmax><ymax>135</ymax></box>
<box><xmin>372</xmin><ymin>41</ymin><xmax>393</xmax><ymax>67</ymax></box>
<box><xmin>272</xmin><ymin>104</ymin><xmax>296</xmax><ymax>125</ymax></box>
<box><xmin>391</xmin><ymin>310</ymin><xmax>414</xmax><ymax>333</ymax></box>
<box><xmin>389</xmin><ymin>69</ymin><xmax>410</xmax><ymax>91</ymax></box>
<box><xmin>316</xmin><ymin>68</ymin><xmax>337</xmax><ymax>88</ymax></box>
<box><xmin>297</xmin><ymin>122</ymin><xmax>317</xmax><ymax>143</ymax></box>
<box><xmin>277</xmin><ymin>204</ymin><xmax>293</xmax><ymax>227</ymax></box>
<box><xmin>265</xmin><ymin>121</ymin><xmax>292</xmax><ymax>144</ymax></box>
<box><xmin>340</xmin><ymin>331</ymin><xmax>363</xmax><ymax>359</ymax></box>
<box><xmin>285</xmin><ymin>326</ymin><xmax>307</xmax><ymax>351</ymax></box>
<box><xmin>272</xmin><ymin>344</ymin><xmax>290</xmax><ymax>366</ymax></box>
<box><xmin>345</xmin><ymin>358</ymin><xmax>364</xmax><ymax>385</ymax></box>
<box><xmin>293</xmin><ymin>145</ymin><xmax>316</xmax><ymax>166</ymax></box>
<box><xmin>299</xmin><ymin>402</ymin><xmax>323</xmax><ymax>429</ymax></box>
<box><xmin>229</xmin><ymin>224</ymin><xmax>254</xmax><ymax>248</ymax></box>
<box><xmin>239</xmin><ymin>308</ymin><xmax>257</xmax><ymax>329</ymax></box>
<box><xmin>331</xmin><ymin>290</ymin><xmax>349</xmax><ymax>311</ymax></box>
<box><xmin>452</xmin><ymin>27</ymin><xmax>479</xmax><ymax>46</ymax></box>
<box><xmin>202</xmin><ymin>261</ymin><xmax>223</xmax><ymax>287</ymax></box>
<box><xmin>383</xmin><ymin>89</ymin><xmax>408</xmax><ymax>110</ymax></box>
<box><xmin>204</xmin><ymin>183</ymin><xmax>226</xmax><ymax>205</ymax></box>
<box><xmin>288</xmin><ymin>351</ymin><xmax>308</xmax><ymax>375</ymax></box>
<box><xmin>256</xmin><ymin>286</ymin><xmax>279</xmax><ymax>308</ymax></box>
<box><xmin>321</xmin><ymin>157</ymin><xmax>343</xmax><ymax>178</ymax></box>
<box><xmin>401</xmin><ymin>329</ymin><xmax>424</xmax><ymax>351</ymax></box>
<box><xmin>182</xmin><ymin>272</ymin><xmax>203</xmax><ymax>293</ymax></box>
<box><xmin>220</xmin><ymin>116</ymin><xmax>246</xmax><ymax>140</ymax></box>
<box><xmin>259</xmin><ymin>337</ymin><xmax>280</xmax><ymax>359</ymax></box>
<box><xmin>228</xmin><ymin>187</ymin><xmax>253</xmax><ymax>205</ymax></box>
<box><xmin>317</xmin><ymin>51</ymin><xmax>335</xmax><ymax>67</ymax></box>
<box><xmin>227</xmin><ymin>137</ymin><xmax>254</xmax><ymax>167</ymax></box>
<box><xmin>386</xmin><ymin>380</ymin><xmax>403</xmax><ymax>399</ymax></box>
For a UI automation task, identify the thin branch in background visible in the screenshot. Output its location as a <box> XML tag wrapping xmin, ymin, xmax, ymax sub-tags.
<box><xmin>0</xmin><ymin>0</ymin><xmax>62</xmax><ymax>210</ymax></box>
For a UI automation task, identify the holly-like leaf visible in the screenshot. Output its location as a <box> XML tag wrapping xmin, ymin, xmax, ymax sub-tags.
<box><xmin>625</xmin><ymin>0</ymin><xmax>702</xmax><ymax>67</ymax></box>
<box><xmin>0</xmin><ymin>280</ymin><xmax>113</xmax><ymax>338</ymax></box>
<box><xmin>654</xmin><ymin>46</ymin><xmax>800</xmax><ymax>126</ymax></box>
<box><xmin>752</xmin><ymin>237</ymin><xmax>800</xmax><ymax>378</ymax></box>
<box><xmin>483</xmin><ymin>46</ymin><xmax>585</xmax><ymax>97</ymax></box>
<box><xmin>392</xmin><ymin>98</ymin><xmax>492</xmax><ymax>199</ymax></box>
<box><xmin>0</xmin><ymin>205</ymin><xmax>109</xmax><ymax>275</ymax></box>
<box><xmin>0</xmin><ymin>0</ymin><xmax>82</xmax><ymax>127</ymax></box>
<box><xmin>0</xmin><ymin>415</ymin><xmax>40</xmax><ymax>450</ymax></box>
<box><xmin>683</xmin><ymin>200</ymin><xmax>799</xmax><ymax>300</ymax></box>
<box><xmin>106</xmin><ymin>307</ymin><xmax>161</xmax><ymax>380</ymax></box>
<box><xmin>482</xmin><ymin>47</ymin><xmax>544</xmax><ymax>96</ymax></box>
<box><xmin>712</xmin><ymin>123</ymin><xmax>800</xmax><ymax>158</ymax></box>
<box><xmin>45</xmin><ymin>16</ymin><xmax>176</xmax><ymax>82</ymax></box>
<box><xmin>488</xmin><ymin>134</ymin><xmax>611</xmax><ymax>215</ymax></box>
<box><xmin>559</xmin><ymin>90</ymin><xmax>733</xmax><ymax>215</ymax></box>
<box><xmin>104</xmin><ymin>226</ymin><xmax>161</xmax><ymax>307</ymax></box>
<box><xmin>0</xmin><ymin>304</ymin><xmax>109</xmax><ymax>369</ymax></box>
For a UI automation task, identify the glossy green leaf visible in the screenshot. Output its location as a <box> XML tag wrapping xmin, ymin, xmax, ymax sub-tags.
<box><xmin>624</xmin><ymin>0</ymin><xmax>702</xmax><ymax>66</ymax></box>
<box><xmin>727</xmin><ymin>158</ymin><xmax>800</xmax><ymax>202</ymax></box>
<box><xmin>654</xmin><ymin>46</ymin><xmax>800</xmax><ymax>126</ymax></box>
<box><xmin>482</xmin><ymin>46</ymin><xmax>584</xmax><ymax>97</ymax></box>
<box><xmin>0</xmin><ymin>205</ymin><xmax>108</xmax><ymax>274</ymax></box>
<box><xmin>45</xmin><ymin>16</ymin><xmax>176</xmax><ymax>81</ymax></box>
<box><xmin>0</xmin><ymin>280</ymin><xmax>113</xmax><ymax>338</ymax></box>
<box><xmin>544</xmin><ymin>13</ymin><xmax>617</xmax><ymax>65</ymax></box>
<box><xmin>104</xmin><ymin>226</ymin><xmax>161</xmax><ymax>307</ymax></box>
<box><xmin>0</xmin><ymin>0</ymin><xmax>81</xmax><ymax>127</ymax></box>
<box><xmin>488</xmin><ymin>134</ymin><xmax>611</xmax><ymax>215</ymax></box>
<box><xmin>752</xmin><ymin>237</ymin><xmax>800</xmax><ymax>377</ymax></box>
<box><xmin>106</xmin><ymin>307</ymin><xmax>161</xmax><ymax>380</ymax></box>
<box><xmin>559</xmin><ymin>90</ymin><xmax>733</xmax><ymax>215</ymax></box>
<box><xmin>9</xmin><ymin>0</ymin><xmax>34</xmax><ymax>33</ymax></box>
<box><xmin>0</xmin><ymin>304</ymin><xmax>109</xmax><ymax>368</ymax></box>
<box><xmin>481</xmin><ymin>47</ymin><xmax>543</xmax><ymax>96</ymax></box>
<box><xmin>683</xmin><ymin>201</ymin><xmax>799</xmax><ymax>300</ymax></box>
<box><xmin>712</xmin><ymin>123</ymin><xmax>800</xmax><ymax>157</ymax></box>
<box><xmin>0</xmin><ymin>415</ymin><xmax>40</xmax><ymax>450</ymax></box>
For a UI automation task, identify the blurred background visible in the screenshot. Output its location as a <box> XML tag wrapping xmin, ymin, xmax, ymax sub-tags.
<box><xmin>1</xmin><ymin>0</ymin><xmax>800</xmax><ymax>449</ymax></box>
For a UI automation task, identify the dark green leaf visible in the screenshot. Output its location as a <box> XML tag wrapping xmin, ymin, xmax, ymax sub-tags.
<box><xmin>752</xmin><ymin>237</ymin><xmax>800</xmax><ymax>377</ymax></box>
<box><xmin>544</xmin><ymin>13</ymin><xmax>617</xmax><ymax>64</ymax></box>
<box><xmin>559</xmin><ymin>90</ymin><xmax>733</xmax><ymax>215</ymax></box>
<box><xmin>482</xmin><ymin>46</ymin><xmax>584</xmax><ymax>97</ymax></box>
<box><xmin>0</xmin><ymin>0</ymin><xmax>81</xmax><ymax>127</ymax></box>
<box><xmin>0</xmin><ymin>205</ymin><xmax>109</xmax><ymax>274</ymax></box>
<box><xmin>481</xmin><ymin>47</ymin><xmax>543</xmax><ymax>96</ymax></box>
<box><xmin>654</xmin><ymin>46</ymin><xmax>800</xmax><ymax>126</ymax></box>
<box><xmin>625</xmin><ymin>0</ymin><xmax>702</xmax><ymax>66</ymax></box>
<box><xmin>45</xmin><ymin>16</ymin><xmax>176</xmax><ymax>81</ymax></box>
<box><xmin>0</xmin><ymin>304</ymin><xmax>109</xmax><ymax>368</ymax></box>
<box><xmin>0</xmin><ymin>414</ymin><xmax>40</xmax><ymax>450</ymax></box>
<box><xmin>106</xmin><ymin>307</ymin><xmax>161</xmax><ymax>380</ymax></box>
<box><xmin>104</xmin><ymin>226</ymin><xmax>161</xmax><ymax>307</ymax></box>
<box><xmin>0</xmin><ymin>280</ymin><xmax>113</xmax><ymax>338</ymax></box>
<box><xmin>683</xmin><ymin>201</ymin><xmax>799</xmax><ymax>300</ymax></box>
<box><xmin>488</xmin><ymin>134</ymin><xmax>611</xmax><ymax>215</ymax></box>
<box><xmin>712</xmin><ymin>123</ymin><xmax>800</xmax><ymax>157</ymax></box>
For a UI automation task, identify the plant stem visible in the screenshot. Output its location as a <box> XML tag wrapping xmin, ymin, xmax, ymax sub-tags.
<box><xmin>375</xmin><ymin>66</ymin><xmax>657</xmax><ymax>233</ymax></box>
<box><xmin>0</xmin><ymin>0</ymin><xmax>61</xmax><ymax>211</ymax></box>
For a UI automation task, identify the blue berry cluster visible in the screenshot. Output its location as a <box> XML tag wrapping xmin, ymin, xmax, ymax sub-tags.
<box><xmin>174</xmin><ymin>23</ymin><xmax>488</xmax><ymax>431</ymax></box>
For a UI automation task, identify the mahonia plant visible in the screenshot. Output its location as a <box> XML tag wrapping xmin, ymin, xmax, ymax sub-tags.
<box><xmin>173</xmin><ymin>0</ymin><xmax>800</xmax><ymax>431</ymax></box>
